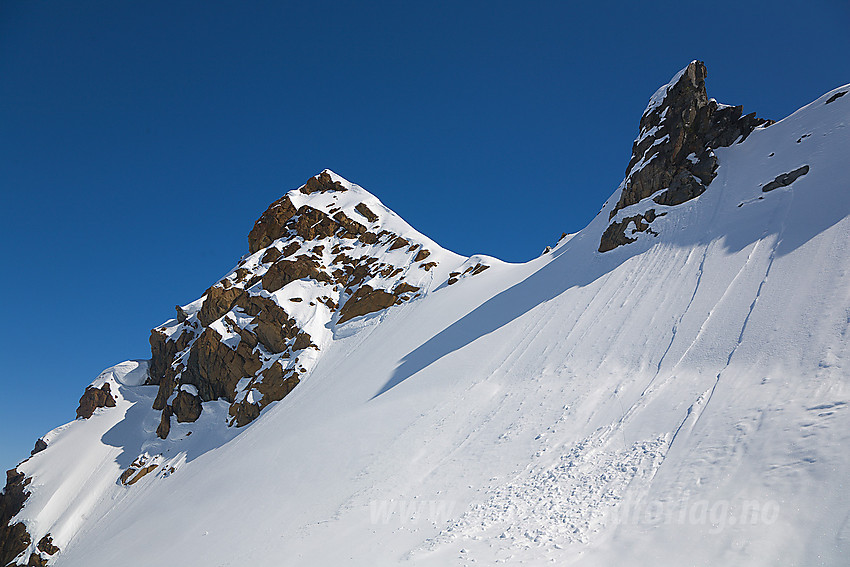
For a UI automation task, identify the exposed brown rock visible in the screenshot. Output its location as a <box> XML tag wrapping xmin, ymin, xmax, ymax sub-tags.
<box><xmin>228</xmin><ymin>398</ymin><xmax>260</xmax><ymax>428</ymax></box>
<box><xmin>393</xmin><ymin>282</ymin><xmax>420</xmax><ymax>295</ymax></box>
<box><xmin>146</xmin><ymin>170</ymin><xmax>447</xmax><ymax>432</ymax></box>
<box><xmin>471</xmin><ymin>264</ymin><xmax>489</xmax><ymax>275</ymax></box>
<box><xmin>237</xmin><ymin>295</ymin><xmax>301</xmax><ymax>353</ymax></box>
<box><xmin>333</xmin><ymin>211</ymin><xmax>367</xmax><ymax>238</ymax></box>
<box><xmin>119</xmin><ymin>467</ymin><xmax>135</xmax><ymax>485</ymax></box>
<box><xmin>172</xmin><ymin>390</ymin><xmax>202</xmax><ymax>423</ymax></box>
<box><xmin>233</xmin><ymin>267</ymin><xmax>251</xmax><ymax>284</ymax></box>
<box><xmin>125</xmin><ymin>465</ymin><xmax>158</xmax><ymax>486</ymax></box>
<box><xmin>228</xmin><ymin>362</ymin><xmax>302</xmax><ymax>427</ymax></box>
<box><xmin>292</xmin><ymin>332</ymin><xmax>314</xmax><ymax>352</ymax></box>
<box><xmin>388</xmin><ymin>237</ymin><xmax>410</xmax><ymax>251</ymax></box>
<box><xmin>359</xmin><ymin>231</ymin><xmax>378</xmax><ymax>245</ymax></box>
<box><xmin>26</xmin><ymin>551</ymin><xmax>49</xmax><ymax>566</ymax></box>
<box><xmin>156</xmin><ymin>406</ymin><xmax>172</xmax><ymax>439</ymax></box>
<box><xmin>291</xmin><ymin>206</ymin><xmax>341</xmax><ymax>241</ymax></box>
<box><xmin>0</xmin><ymin>469</ymin><xmax>32</xmax><ymax>567</ymax></box>
<box><xmin>76</xmin><ymin>383</ymin><xmax>117</xmax><ymax>419</ymax></box>
<box><xmin>258</xmin><ymin>362</ymin><xmax>300</xmax><ymax>400</ymax></box>
<box><xmin>262</xmin><ymin>256</ymin><xmax>322</xmax><ymax>293</ymax></box>
<box><xmin>261</xmin><ymin>247</ymin><xmax>282</xmax><ymax>264</ymax></box>
<box><xmin>148</xmin><ymin>327</ymin><xmax>192</xmax><ymax>392</ymax></box>
<box><xmin>280</xmin><ymin>242</ymin><xmax>301</xmax><ymax>258</ymax></box>
<box><xmin>420</xmin><ymin>261</ymin><xmax>437</xmax><ymax>271</ymax></box>
<box><xmin>338</xmin><ymin>285</ymin><xmax>397</xmax><ymax>324</ymax></box>
<box><xmin>248</xmin><ymin>195</ymin><xmax>297</xmax><ymax>254</ymax></box>
<box><xmin>28</xmin><ymin>536</ymin><xmax>59</xmax><ymax>567</ymax></box>
<box><xmin>198</xmin><ymin>285</ymin><xmax>245</xmax><ymax>326</ymax></box>
<box><xmin>762</xmin><ymin>165</ymin><xmax>809</xmax><ymax>192</ymax></box>
<box><xmin>354</xmin><ymin>202</ymin><xmax>378</xmax><ymax>222</ymax></box>
<box><xmin>181</xmin><ymin>328</ymin><xmax>262</xmax><ymax>403</ymax></box>
<box><xmin>299</xmin><ymin>171</ymin><xmax>347</xmax><ymax>195</ymax></box>
<box><xmin>36</xmin><ymin>534</ymin><xmax>59</xmax><ymax>556</ymax></box>
<box><xmin>175</xmin><ymin>305</ymin><xmax>188</xmax><ymax>322</ymax></box>
<box><xmin>414</xmin><ymin>248</ymin><xmax>431</xmax><ymax>262</ymax></box>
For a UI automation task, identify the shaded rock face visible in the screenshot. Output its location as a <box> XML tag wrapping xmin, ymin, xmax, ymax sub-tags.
<box><xmin>600</xmin><ymin>61</ymin><xmax>772</xmax><ymax>252</ymax></box>
<box><xmin>146</xmin><ymin>171</ymin><xmax>436</xmax><ymax>434</ymax></box>
<box><xmin>156</xmin><ymin>406</ymin><xmax>172</xmax><ymax>439</ymax></box>
<box><xmin>0</xmin><ymin>469</ymin><xmax>33</xmax><ymax>567</ymax></box>
<box><xmin>30</xmin><ymin>439</ymin><xmax>47</xmax><ymax>457</ymax></box>
<box><xmin>76</xmin><ymin>383</ymin><xmax>117</xmax><ymax>419</ymax></box>
<box><xmin>172</xmin><ymin>390</ymin><xmax>202</xmax><ymax>423</ymax></box>
<box><xmin>599</xmin><ymin>209</ymin><xmax>665</xmax><ymax>253</ymax></box>
<box><xmin>248</xmin><ymin>195</ymin><xmax>298</xmax><ymax>254</ymax></box>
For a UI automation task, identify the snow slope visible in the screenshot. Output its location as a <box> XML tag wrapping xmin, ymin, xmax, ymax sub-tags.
<box><xmin>6</xmin><ymin>76</ymin><xmax>850</xmax><ymax>567</ymax></box>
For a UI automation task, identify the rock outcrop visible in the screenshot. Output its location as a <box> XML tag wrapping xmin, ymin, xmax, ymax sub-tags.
<box><xmin>0</xmin><ymin>469</ymin><xmax>33</xmax><ymax>567</ymax></box>
<box><xmin>75</xmin><ymin>383</ymin><xmax>116</xmax><ymax>419</ymax></box>
<box><xmin>600</xmin><ymin>61</ymin><xmax>773</xmax><ymax>252</ymax></box>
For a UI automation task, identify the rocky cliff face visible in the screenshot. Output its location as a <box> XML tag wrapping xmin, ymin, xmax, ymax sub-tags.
<box><xmin>599</xmin><ymin>60</ymin><xmax>772</xmax><ymax>252</ymax></box>
<box><xmin>144</xmin><ymin>170</ymin><xmax>485</xmax><ymax>436</ymax></box>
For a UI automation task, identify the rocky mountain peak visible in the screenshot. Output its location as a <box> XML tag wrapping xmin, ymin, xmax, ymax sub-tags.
<box><xmin>599</xmin><ymin>60</ymin><xmax>773</xmax><ymax>252</ymax></box>
<box><xmin>145</xmin><ymin>170</ymin><xmax>486</xmax><ymax>435</ymax></box>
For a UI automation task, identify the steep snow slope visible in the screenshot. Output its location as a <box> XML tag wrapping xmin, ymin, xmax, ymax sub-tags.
<box><xmin>3</xmin><ymin>68</ymin><xmax>850</xmax><ymax>567</ymax></box>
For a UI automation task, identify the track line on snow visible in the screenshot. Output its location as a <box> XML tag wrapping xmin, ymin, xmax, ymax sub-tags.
<box><xmin>640</xmin><ymin>245</ymin><xmax>709</xmax><ymax>398</ymax></box>
<box><xmin>672</xmin><ymin>190</ymin><xmax>793</xmax><ymax>449</ymax></box>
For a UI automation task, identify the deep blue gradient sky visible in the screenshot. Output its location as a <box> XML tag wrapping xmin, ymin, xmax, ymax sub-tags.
<box><xmin>1</xmin><ymin>0</ymin><xmax>848</xmax><ymax>471</ymax></box>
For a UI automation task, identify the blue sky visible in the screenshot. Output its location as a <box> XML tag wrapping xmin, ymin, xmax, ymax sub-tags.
<box><xmin>1</xmin><ymin>0</ymin><xmax>848</xmax><ymax>470</ymax></box>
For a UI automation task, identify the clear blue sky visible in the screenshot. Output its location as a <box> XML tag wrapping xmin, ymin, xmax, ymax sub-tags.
<box><xmin>1</xmin><ymin>0</ymin><xmax>848</xmax><ymax>471</ymax></box>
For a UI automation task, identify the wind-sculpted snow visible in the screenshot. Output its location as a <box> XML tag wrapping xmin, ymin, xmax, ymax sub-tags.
<box><xmin>2</xmin><ymin>66</ymin><xmax>850</xmax><ymax>567</ymax></box>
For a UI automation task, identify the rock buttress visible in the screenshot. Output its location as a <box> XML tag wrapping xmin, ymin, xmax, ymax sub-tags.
<box><xmin>600</xmin><ymin>60</ymin><xmax>773</xmax><ymax>252</ymax></box>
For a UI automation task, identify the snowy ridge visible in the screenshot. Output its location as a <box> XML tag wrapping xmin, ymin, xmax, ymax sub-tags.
<box><xmin>2</xmin><ymin>75</ymin><xmax>850</xmax><ymax>567</ymax></box>
<box><xmin>644</xmin><ymin>62</ymin><xmax>691</xmax><ymax>114</ymax></box>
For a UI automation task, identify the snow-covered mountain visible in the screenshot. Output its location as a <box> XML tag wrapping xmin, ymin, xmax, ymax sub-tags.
<box><xmin>3</xmin><ymin>61</ymin><xmax>849</xmax><ymax>566</ymax></box>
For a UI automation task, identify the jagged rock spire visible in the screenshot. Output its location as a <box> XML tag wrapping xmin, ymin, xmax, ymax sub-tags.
<box><xmin>600</xmin><ymin>61</ymin><xmax>772</xmax><ymax>252</ymax></box>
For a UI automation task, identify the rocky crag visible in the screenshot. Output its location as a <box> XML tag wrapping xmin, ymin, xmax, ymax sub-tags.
<box><xmin>599</xmin><ymin>60</ymin><xmax>772</xmax><ymax>252</ymax></box>
<box><xmin>145</xmin><ymin>170</ymin><xmax>492</xmax><ymax>434</ymax></box>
